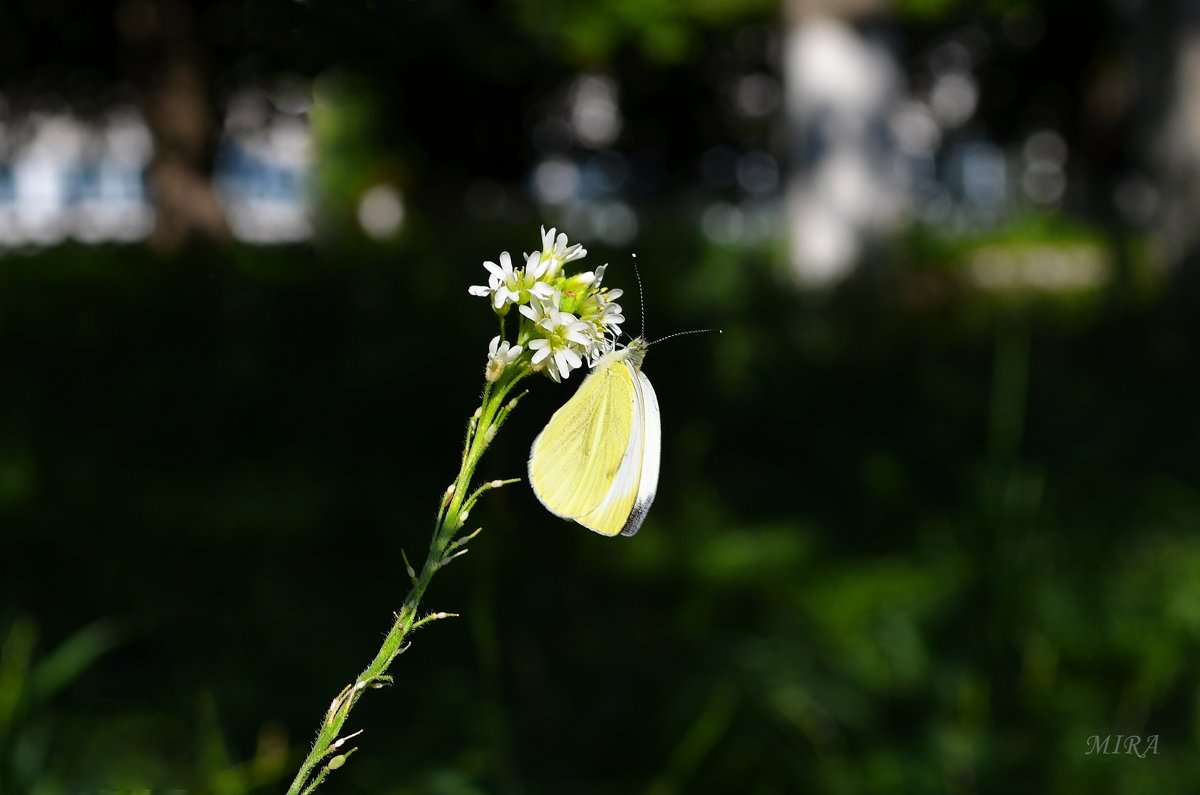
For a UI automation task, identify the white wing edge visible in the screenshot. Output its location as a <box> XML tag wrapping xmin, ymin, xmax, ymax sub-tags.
<box><xmin>619</xmin><ymin>369</ymin><xmax>660</xmax><ymax>537</ymax></box>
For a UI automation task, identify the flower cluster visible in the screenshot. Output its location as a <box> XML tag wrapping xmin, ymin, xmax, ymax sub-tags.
<box><xmin>472</xmin><ymin>227</ymin><xmax>625</xmax><ymax>382</ymax></box>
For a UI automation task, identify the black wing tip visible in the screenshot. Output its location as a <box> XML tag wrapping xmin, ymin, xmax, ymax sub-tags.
<box><xmin>618</xmin><ymin>499</ymin><xmax>654</xmax><ymax>537</ymax></box>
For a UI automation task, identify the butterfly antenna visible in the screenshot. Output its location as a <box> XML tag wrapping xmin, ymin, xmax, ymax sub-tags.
<box><xmin>632</xmin><ymin>253</ymin><xmax>646</xmax><ymax>339</ymax></box>
<box><xmin>647</xmin><ymin>328</ymin><xmax>723</xmax><ymax>346</ymax></box>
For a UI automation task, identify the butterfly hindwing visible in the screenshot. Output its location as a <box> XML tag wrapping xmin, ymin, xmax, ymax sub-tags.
<box><xmin>619</xmin><ymin>368</ymin><xmax>660</xmax><ymax>537</ymax></box>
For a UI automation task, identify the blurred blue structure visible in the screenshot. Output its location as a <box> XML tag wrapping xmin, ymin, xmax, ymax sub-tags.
<box><xmin>0</xmin><ymin>87</ymin><xmax>313</xmax><ymax>249</ymax></box>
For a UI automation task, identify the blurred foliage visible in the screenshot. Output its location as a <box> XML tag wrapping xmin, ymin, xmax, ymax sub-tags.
<box><xmin>310</xmin><ymin>74</ymin><xmax>396</xmax><ymax>239</ymax></box>
<box><xmin>0</xmin><ymin>617</ymin><xmax>122</xmax><ymax>793</ymax></box>
<box><xmin>896</xmin><ymin>0</ymin><xmax>1065</xmax><ymax>20</ymax></box>
<box><xmin>506</xmin><ymin>0</ymin><xmax>776</xmax><ymax>64</ymax></box>
<box><xmin>900</xmin><ymin>214</ymin><xmax>1162</xmax><ymax>326</ymax></box>
<box><xmin>0</xmin><ymin>615</ymin><xmax>284</xmax><ymax>794</ymax></box>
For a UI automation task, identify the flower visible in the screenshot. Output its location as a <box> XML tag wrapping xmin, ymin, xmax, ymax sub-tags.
<box><xmin>469</xmin><ymin>251</ymin><xmax>515</xmax><ymax>308</ymax></box>
<box><xmin>581</xmin><ymin>292</ymin><xmax>625</xmax><ymax>342</ymax></box>
<box><xmin>525</xmin><ymin>252</ymin><xmax>557</xmax><ymax>302</ymax></box>
<box><xmin>572</xmin><ymin>263</ymin><xmax>625</xmax><ymax>343</ymax></box>
<box><xmin>488</xmin><ymin>335</ymin><xmax>523</xmax><ymax>363</ymax></box>
<box><xmin>530</xmin><ymin>226</ymin><xmax>587</xmax><ymax>280</ymax></box>
<box><xmin>521</xmin><ymin>290</ymin><xmax>594</xmax><ymax>381</ymax></box>
<box><xmin>472</xmin><ymin>226</ymin><xmax>633</xmax><ymax>381</ymax></box>
<box><xmin>469</xmin><ymin>251</ymin><xmax>552</xmax><ymax>311</ymax></box>
<box><xmin>485</xmin><ymin>335</ymin><xmax>523</xmax><ymax>382</ymax></box>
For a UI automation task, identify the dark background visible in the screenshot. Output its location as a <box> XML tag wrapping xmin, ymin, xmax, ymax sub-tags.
<box><xmin>2</xmin><ymin>1</ymin><xmax>1199</xmax><ymax>793</ymax></box>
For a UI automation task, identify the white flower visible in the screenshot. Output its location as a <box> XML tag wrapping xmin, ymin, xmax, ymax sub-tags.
<box><xmin>516</xmin><ymin>289</ymin><xmax>552</xmax><ymax>326</ymax></box>
<box><xmin>521</xmin><ymin>290</ymin><xmax>593</xmax><ymax>381</ymax></box>
<box><xmin>484</xmin><ymin>335</ymin><xmax>523</xmax><ymax>382</ymax></box>
<box><xmin>574</xmin><ymin>266</ymin><xmax>625</xmax><ymax>341</ymax></box>
<box><xmin>527</xmin><ymin>339</ymin><xmax>582</xmax><ymax>382</ymax></box>
<box><xmin>531</xmin><ymin>226</ymin><xmax>587</xmax><ymax>280</ymax></box>
<box><xmin>469</xmin><ymin>251</ymin><xmax>554</xmax><ymax>310</ymax></box>
<box><xmin>525</xmin><ymin>252</ymin><xmax>556</xmax><ymax>302</ymax></box>
<box><xmin>487</xmin><ymin>335</ymin><xmax>523</xmax><ymax>364</ymax></box>
<box><xmin>573</xmin><ymin>262</ymin><xmax>605</xmax><ymax>289</ymax></box>
<box><xmin>469</xmin><ymin>251</ymin><xmax>516</xmax><ymax>308</ymax></box>
<box><xmin>595</xmin><ymin>295</ymin><xmax>625</xmax><ymax>336</ymax></box>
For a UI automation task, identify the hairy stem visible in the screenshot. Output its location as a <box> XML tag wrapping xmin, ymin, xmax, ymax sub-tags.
<box><xmin>286</xmin><ymin>365</ymin><xmax>529</xmax><ymax>795</ymax></box>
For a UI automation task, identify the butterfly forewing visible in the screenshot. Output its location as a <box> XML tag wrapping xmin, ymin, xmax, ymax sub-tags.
<box><xmin>575</xmin><ymin>360</ymin><xmax>647</xmax><ymax>535</ymax></box>
<box><xmin>528</xmin><ymin>358</ymin><xmax>639</xmax><ymax>527</ymax></box>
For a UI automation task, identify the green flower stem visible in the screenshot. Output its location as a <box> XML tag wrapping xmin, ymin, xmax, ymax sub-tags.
<box><xmin>286</xmin><ymin>363</ymin><xmax>530</xmax><ymax>795</ymax></box>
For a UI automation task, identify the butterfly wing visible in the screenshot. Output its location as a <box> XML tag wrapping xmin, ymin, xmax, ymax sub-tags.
<box><xmin>575</xmin><ymin>365</ymin><xmax>661</xmax><ymax>536</ymax></box>
<box><xmin>529</xmin><ymin>357</ymin><xmax>640</xmax><ymax>535</ymax></box>
<box><xmin>572</xmin><ymin>361</ymin><xmax>648</xmax><ymax>536</ymax></box>
<box><xmin>618</xmin><ymin>368</ymin><xmax>660</xmax><ymax>537</ymax></box>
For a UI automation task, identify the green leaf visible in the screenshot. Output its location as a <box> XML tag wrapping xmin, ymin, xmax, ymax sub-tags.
<box><xmin>29</xmin><ymin>619</ymin><xmax>124</xmax><ymax>707</ymax></box>
<box><xmin>0</xmin><ymin>619</ymin><xmax>37</xmax><ymax>733</ymax></box>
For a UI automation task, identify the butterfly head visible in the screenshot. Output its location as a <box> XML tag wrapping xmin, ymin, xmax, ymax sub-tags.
<box><xmin>590</xmin><ymin>335</ymin><xmax>648</xmax><ymax>372</ymax></box>
<box><xmin>623</xmin><ymin>336</ymin><xmax>649</xmax><ymax>370</ymax></box>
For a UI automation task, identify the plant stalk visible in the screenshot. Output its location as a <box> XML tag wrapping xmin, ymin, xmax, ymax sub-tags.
<box><xmin>286</xmin><ymin>365</ymin><xmax>528</xmax><ymax>795</ymax></box>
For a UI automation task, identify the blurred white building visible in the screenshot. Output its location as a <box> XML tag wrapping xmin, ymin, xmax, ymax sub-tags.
<box><xmin>784</xmin><ymin>4</ymin><xmax>904</xmax><ymax>286</ymax></box>
<box><xmin>0</xmin><ymin>84</ymin><xmax>313</xmax><ymax>250</ymax></box>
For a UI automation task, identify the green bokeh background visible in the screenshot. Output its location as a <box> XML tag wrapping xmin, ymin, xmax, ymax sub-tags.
<box><xmin>3</xmin><ymin>1</ymin><xmax>1199</xmax><ymax>793</ymax></box>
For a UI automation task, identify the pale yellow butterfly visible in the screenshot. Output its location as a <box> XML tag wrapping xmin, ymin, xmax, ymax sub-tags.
<box><xmin>528</xmin><ymin>337</ymin><xmax>660</xmax><ymax>537</ymax></box>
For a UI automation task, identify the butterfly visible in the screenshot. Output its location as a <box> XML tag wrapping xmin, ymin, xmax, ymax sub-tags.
<box><xmin>528</xmin><ymin>337</ymin><xmax>660</xmax><ymax>537</ymax></box>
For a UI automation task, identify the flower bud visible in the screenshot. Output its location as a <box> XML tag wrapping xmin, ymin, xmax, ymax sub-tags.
<box><xmin>485</xmin><ymin>357</ymin><xmax>506</xmax><ymax>383</ymax></box>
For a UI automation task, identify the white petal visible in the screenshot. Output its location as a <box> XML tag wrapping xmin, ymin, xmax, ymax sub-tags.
<box><xmin>469</xmin><ymin>285</ymin><xmax>491</xmax><ymax>296</ymax></box>
<box><xmin>556</xmin><ymin>348</ymin><xmax>582</xmax><ymax>379</ymax></box>
<box><xmin>519</xmin><ymin>304</ymin><xmax>539</xmax><ymax>322</ymax></box>
<box><xmin>506</xmin><ymin>345</ymin><xmax>523</xmax><ymax>360</ymax></box>
<box><xmin>483</xmin><ymin>260</ymin><xmax>503</xmax><ymax>278</ymax></box>
<box><xmin>606</xmin><ymin>288</ymin><xmax>623</xmax><ymax>301</ymax></box>
<box><xmin>554</xmin><ymin>350</ymin><xmax>571</xmax><ymax>379</ymax></box>
<box><xmin>532</xmin><ymin>345</ymin><xmax>552</xmax><ymax>364</ymax></box>
<box><xmin>489</xmin><ymin>336</ymin><xmax>501</xmax><ymax>356</ymax></box>
<box><xmin>525</xmin><ymin>251</ymin><xmax>546</xmax><ymax>278</ymax></box>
